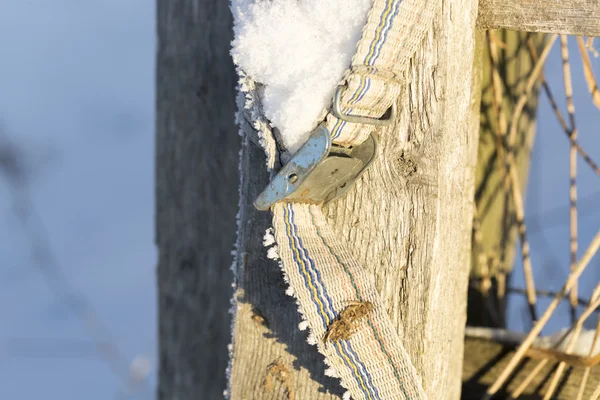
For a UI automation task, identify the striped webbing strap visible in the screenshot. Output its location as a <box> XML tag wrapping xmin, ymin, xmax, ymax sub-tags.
<box><xmin>324</xmin><ymin>0</ymin><xmax>438</xmax><ymax>148</ymax></box>
<box><xmin>265</xmin><ymin>1</ymin><xmax>439</xmax><ymax>399</ymax></box>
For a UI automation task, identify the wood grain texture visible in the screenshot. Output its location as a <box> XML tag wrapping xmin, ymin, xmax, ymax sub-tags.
<box><xmin>477</xmin><ymin>0</ymin><xmax>600</xmax><ymax>37</ymax></box>
<box><xmin>156</xmin><ymin>0</ymin><xmax>240</xmax><ymax>398</ymax></box>
<box><xmin>462</xmin><ymin>337</ymin><xmax>600</xmax><ymax>399</ymax></box>
<box><xmin>230</xmin><ymin>1</ymin><xmax>481</xmax><ymax>398</ymax></box>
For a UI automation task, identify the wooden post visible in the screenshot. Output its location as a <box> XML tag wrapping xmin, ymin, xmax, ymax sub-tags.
<box><xmin>156</xmin><ymin>0</ymin><xmax>240</xmax><ymax>398</ymax></box>
<box><xmin>229</xmin><ymin>1</ymin><xmax>481</xmax><ymax>398</ymax></box>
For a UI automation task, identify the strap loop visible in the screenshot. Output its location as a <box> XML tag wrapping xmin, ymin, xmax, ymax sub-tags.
<box><xmin>332</xmin><ymin>85</ymin><xmax>397</xmax><ymax>126</ymax></box>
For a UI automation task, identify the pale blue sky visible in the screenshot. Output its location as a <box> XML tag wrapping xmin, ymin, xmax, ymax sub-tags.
<box><xmin>0</xmin><ymin>2</ymin><xmax>599</xmax><ymax>399</ymax></box>
<box><xmin>1</xmin><ymin>1</ymin><xmax>155</xmax><ymax>399</ymax></box>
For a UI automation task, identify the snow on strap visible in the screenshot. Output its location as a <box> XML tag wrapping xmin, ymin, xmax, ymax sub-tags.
<box><xmin>231</xmin><ymin>0</ymin><xmax>371</xmax><ymax>153</ymax></box>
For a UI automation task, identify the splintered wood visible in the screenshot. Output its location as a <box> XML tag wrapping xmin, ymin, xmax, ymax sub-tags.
<box><xmin>323</xmin><ymin>301</ymin><xmax>374</xmax><ymax>343</ymax></box>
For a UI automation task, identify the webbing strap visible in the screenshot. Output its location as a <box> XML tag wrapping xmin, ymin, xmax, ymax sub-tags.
<box><xmin>259</xmin><ymin>1</ymin><xmax>439</xmax><ymax>399</ymax></box>
<box><xmin>325</xmin><ymin>0</ymin><xmax>438</xmax><ymax>147</ymax></box>
<box><xmin>272</xmin><ymin>204</ymin><xmax>426</xmax><ymax>399</ymax></box>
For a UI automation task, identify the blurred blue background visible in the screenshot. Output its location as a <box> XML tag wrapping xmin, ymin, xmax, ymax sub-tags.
<box><xmin>0</xmin><ymin>1</ymin><xmax>155</xmax><ymax>399</ymax></box>
<box><xmin>0</xmin><ymin>1</ymin><xmax>598</xmax><ymax>399</ymax></box>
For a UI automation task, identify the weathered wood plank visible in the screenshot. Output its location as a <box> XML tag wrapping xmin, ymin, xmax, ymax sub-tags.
<box><xmin>477</xmin><ymin>0</ymin><xmax>600</xmax><ymax>37</ymax></box>
<box><xmin>229</xmin><ymin>1</ymin><xmax>481</xmax><ymax>398</ymax></box>
<box><xmin>156</xmin><ymin>0</ymin><xmax>240</xmax><ymax>398</ymax></box>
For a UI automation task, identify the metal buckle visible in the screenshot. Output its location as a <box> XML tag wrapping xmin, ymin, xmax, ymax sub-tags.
<box><xmin>332</xmin><ymin>85</ymin><xmax>396</xmax><ymax>126</ymax></box>
<box><xmin>254</xmin><ymin>124</ymin><xmax>377</xmax><ymax>210</ymax></box>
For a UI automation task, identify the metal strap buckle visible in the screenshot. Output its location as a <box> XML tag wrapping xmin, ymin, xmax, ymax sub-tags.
<box><xmin>254</xmin><ymin>124</ymin><xmax>377</xmax><ymax>210</ymax></box>
<box><xmin>332</xmin><ymin>85</ymin><xmax>396</xmax><ymax>126</ymax></box>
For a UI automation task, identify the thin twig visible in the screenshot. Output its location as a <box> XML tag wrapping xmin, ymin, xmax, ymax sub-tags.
<box><xmin>497</xmin><ymin>34</ymin><xmax>559</xmax><ymax>323</ymax></box>
<box><xmin>542</xmin><ymin>285</ymin><xmax>600</xmax><ymax>399</ymax></box>
<box><xmin>485</xmin><ymin>32</ymin><xmax>533</xmax><ymax>323</ymax></box>
<box><xmin>506</xmin><ymin>287</ymin><xmax>595</xmax><ymax>310</ymax></box>
<box><xmin>486</xmin><ymin>229</ymin><xmax>600</xmax><ymax>396</ymax></box>
<box><xmin>592</xmin><ymin>381</ymin><xmax>600</xmax><ymax>400</ymax></box>
<box><xmin>576</xmin><ymin>315</ymin><xmax>600</xmax><ymax>399</ymax></box>
<box><xmin>527</xmin><ymin>37</ymin><xmax>600</xmax><ymax>176</ymax></box>
<box><xmin>577</xmin><ymin>367</ymin><xmax>592</xmax><ymax>400</ymax></box>
<box><xmin>507</xmin><ymin>34</ymin><xmax>558</xmax><ymax>149</ymax></box>
<box><xmin>472</xmin><ymin>204</ymin><xmax>491</xmax><ymax>292</ymax></box>
<box><xmin>507</xmin><ymin>160</ymin><xmax>538</xmax><ymax>321</ymax></box>
<box><xmin>560</xmin><ymin>35</ymin><xmax>579</xmax><ymax>321</ymax></box>
<box><xmin>488</xmin><ymin>31</ymin><xmax>507</xmax><ymax>49</ymax></box>
<box><xmin>510</xmin><ymin>359</ymin><xmax>549</xmax><ymax>398</ymax></box>
<box><xmin>487</xmin><ymin>31</ymin><xmax>507</xmax><ymax>167</ymax></box>
<box><xmin>577</xmin><ymin>36</ymin><xmax>600</xmax><ymax>109</ymax></box>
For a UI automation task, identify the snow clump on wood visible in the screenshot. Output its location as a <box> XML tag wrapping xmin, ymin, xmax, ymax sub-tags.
<box><xmin>231</xmin><ymin>0</ymin><xmax>371</xmax><ymax>153</ymax></box>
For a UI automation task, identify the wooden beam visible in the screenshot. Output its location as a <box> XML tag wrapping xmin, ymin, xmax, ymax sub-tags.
<box><xmin>156</xmin><ymin>0</ymin><xmax>240</xmax><ymax>398</ymax></box>
<box><xmin>229</xmin><ymin>0</ymin><xmax>481</xmax><ymax>398</ymax></box>
<box><xmin>477</xmin><ymin>0</ymin><xmax>600</xmax><ymax>37</ymax></box>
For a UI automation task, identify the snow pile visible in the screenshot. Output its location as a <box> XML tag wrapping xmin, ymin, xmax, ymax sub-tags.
<box><xmin>231</xmin><ymin>0</ymin><xmax>371</xmax><ymax>153</ymax></box>
<box><xmin>546</xmin><ymin>328</ymin><xmax>600</xmax><ymax>356</ymax></box>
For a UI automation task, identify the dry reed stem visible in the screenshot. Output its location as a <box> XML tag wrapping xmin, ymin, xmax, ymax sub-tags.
<box><xmin>487</xmin><ymin>229</ymin><xmax>600</xmax><ymax>396</ymax></box>
<box><xmin>506</xmin><ymin>160</ymin><xmax>537</xmax><ymax>320</ymax></box>
<box><xmin>576</xmin><ymin>303</ymin><xmax>600</xmax><ymax>399</ymax></box>
<box><xmin>496</xmin><ymin>264</ymin><xmax>506</xmax><ymax>300</ymax></box>
<box><xmin>501</xmin><ymin>34</ymin><xmax>559</xmax><ymax>319</ymax></box>
<box><xmin>526</xmin><ymin>346</ymin><xmax>600</xmax><ymax>368</ymax></box>
<box><xmin>507</xmin><ymin>34</ymin><xmax>558</xmax><ymax>149</ymax></box>
<box><xmin>510</xmin><ymin>358</ymin><xmax>549</xmax><ymax>398</ymax></box>
<box><xmin>487</xmin><ymin>31</ymin><xmax>507</xmax><ymax>166</ymax></box>
<box><xmin>577</xmin><ymin>36</ymin><xmax>600</xmax><ymax>109</ymax></box>
<box><xmin>542</xmin><ymin>325</ymin><xmax>584</xmax><ymax>399</ymax></box>
<box><xmin>488</xmin><ymin>31</ymin><xmax>507</xmax><ymax>49</ymax></box>
<box><xmin>527</xmin><ymin>38</ymin><xmax>600</xmax><ymax>176</ymax></box>
<box><xmin>507</xmin><ymin>287</ymin><xmax>596</xmax><ymax>309</ymax></box>
<box><xmin>560</xmin><ymin>35</ymin><xmax>580</xmax><ymax>316</ymax></box>
<box><xmin>592</xmin><ymin>382</ymin><xmax>600</xmax><ymax>400</ymax></box>
<box><xmin>487</xmin><ymin>32</ymin><xmax>540</xmax><ymax>319</ymax></box>
<box><xmin>542</xmin><ymin>285</ymin><xmax>600</xmax><ymax>399</ymax></box>
<box><xmin>577</xmin><ymin>367</ymin><xmax>592</xmax><ymax>400</ymax></box>
<box><xmin>576</xmin><ymin>317</ymin><xmax>600</xmax><ymax>399</ymax></box>
<box><xmin>472</xmin><ymin>204</ymin><xmax>491</xmax><ymax>292</ymax></box>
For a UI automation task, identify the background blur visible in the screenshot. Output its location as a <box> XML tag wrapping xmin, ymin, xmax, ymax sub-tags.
<box><xmin>0</xmin><ymin>1</ymin><xmax>598</xmax><ymax>399</ymax></box>
<box><xmin>1</xmin><ymin>2</ymin><xmax>155</xmax><ymax>399</ymax></box>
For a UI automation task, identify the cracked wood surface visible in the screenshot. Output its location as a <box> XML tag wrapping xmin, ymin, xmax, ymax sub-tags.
<box><xmin>230</xmin><ymin>1</ymin><xmax>481</xmax><ymax>398</ymax></box>
<box><xmin>477</xmin><ymin>0</ymin><xmax>600</xmax><ymax>37</ymax></box>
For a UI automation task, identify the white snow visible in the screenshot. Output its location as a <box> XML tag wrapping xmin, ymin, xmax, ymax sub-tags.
<box><xmin>263</xmin><ymin>227</ymin><xmax>276</xmax><ymax>246</ymax></box>
<box><xmin>298</xmin><ymin>320</ymin><xmax>309</xmax><ymax>331</ymax></box>
<box><xmin>231</xmin><ymin>0</ymin><xmax>371</xmax><ymax>153</ymax></box>
<box><xmin>546</xmin><ymin>328</ymin><xmax>600</xmax><ymax>357</ymax></box>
